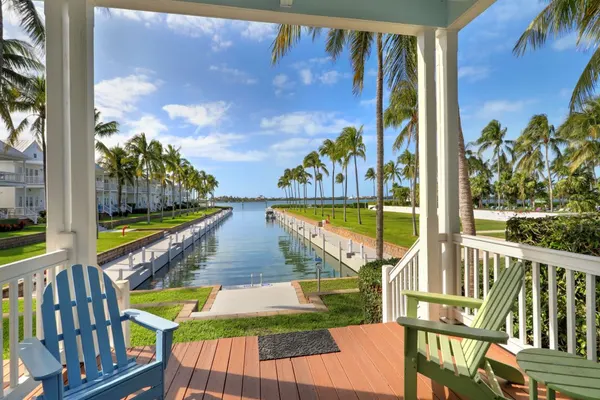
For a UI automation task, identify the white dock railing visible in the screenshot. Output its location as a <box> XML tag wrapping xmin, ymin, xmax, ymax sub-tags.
<box><xmin>382</xmin><ymin>238</ymin><xmax>419</xmax><ymax>323</ymax></box>
<box><xmin>453</xmin><ymin>233</ymin><xmax>600</xmax><ymax>358</ymax></box>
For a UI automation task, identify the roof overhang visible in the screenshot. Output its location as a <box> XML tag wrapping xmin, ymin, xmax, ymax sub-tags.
<box><xmin>94</xmin><ymin>0</ymin><xmax>497</xmax><ymax>35</ymax></box>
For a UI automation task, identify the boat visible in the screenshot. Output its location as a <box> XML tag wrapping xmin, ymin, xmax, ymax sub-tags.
<box><xmin>265</xmin><ymin>207</ymin><xmax>276</xmax><ymax>220</ymax></box>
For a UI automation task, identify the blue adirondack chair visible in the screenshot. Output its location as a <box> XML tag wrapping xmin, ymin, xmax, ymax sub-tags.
<box><xmin>18</xmin><ymin>265</ymin><xmax>179</xmax><ymax>400</ymax></box>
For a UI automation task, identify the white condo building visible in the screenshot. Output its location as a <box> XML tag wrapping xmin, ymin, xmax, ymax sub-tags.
<box><xmin>0</xmin><ymin>139</ymin><xmax>191</xmax><ymax>221</ymax></box>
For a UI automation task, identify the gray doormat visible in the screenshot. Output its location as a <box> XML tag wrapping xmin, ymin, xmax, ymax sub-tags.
<box><xmin>258</xmin><ymin>329</ymin><xmax>340</xmax><ymax>361</ymax></box>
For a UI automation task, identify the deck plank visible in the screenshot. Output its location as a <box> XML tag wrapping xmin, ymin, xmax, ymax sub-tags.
<box><xmin>166</xmin><ymin>341</ymin><xmax>204</xmax><ymax>400</ymax></box>
<box><xmin>276</xmin><ymin>358</ymin><xmax>299</xmax><ymax>400</ymax></box>
<box><xmin>204</xmin><ymin>338</ymin><xmax>233</xmax><ymax>399</ymax></box>
<box><xmin>291</xmin><ymin>357</ymin><xmax>318</xmax><ymax>400</ymax></box>
<box><xmin>223</xmin><ymin>336</ymin><xmax>245</xmax><ymax>400</ymax></box>
<box><xmin>242</xmin><ymin>336</ymin><xmax>261</xmax><ymax>400</ymax></box>
<box><xmin>306</xmin><ymin>354</ymin><xmax>339</xmax><ymax>400</ymax></box>
<box><xmin>260</xmin><ymin>360</ymin><xmax>280</xmax><ymax>400</ymax></box>
<box><xmin>184</xmin><ymin>339</ymin><xmax>218</xmax><ymax>398</ymax></box>
<box><xmin>320</xmin><ymin>353</ymin><xmax>358</xmax><ymax>400</ymax></box>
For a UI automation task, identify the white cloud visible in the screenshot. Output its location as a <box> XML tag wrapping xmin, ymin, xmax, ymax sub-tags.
<box><xmin>126</xmin><ymin>115</ymin><xmax>168</xmax><ymax>136</ymax></box>
<box><xmin>260</xmin><ymin>111</ymin><xmax>358</xmax><ymax>135</ymax></box>
<box><xmin>237</xmin><ymin>21</ymin><xmax>277</xmax><ymax>42</ymax></box>
<box><xmin>166</xmin><ymin>133</ymin><xmax>267</xmax><ymax>162</ymax></box>
<box><xmin>318</xmin><ymin>70</ymin><xmax>348</xmax><ymax>85</ymax></box>
<box><xmin>475</xmin><ymin>99</ymin><xmax>535</xmax><ymax>119</ymax></box>
<box><xmin>360</xmin><ymin>97</ymin><xmax>376</xmax><ymax>107</ymax></box>
<box><xmin>270</xmin><ymin>138</ymin><xmax>324</xmax><ymax>152</ymax></box>
<box><xmin>485</xmin><ymin>0</ymin><xmax>542</xmax><ymax>23</ymax></box>
<box><xmin>209</xmin><ymin>64</ymin><xmax>257</xmax><ymax>85</ymax></box>
<box><xmin>95</xmin><ymin>74</ymin><xmax>159</xmax><ymax>119</ymax></box>
<box><xmin>108</xmin><ymin>9</ymin><xmax>162</xmax><ymax>26</ymax></box>
<box><xmin>273</xmin><ymin>74</ymin><xmax>295</xmax><ymax>96</ymax></box>
<box><xmin>299</xmin><ymin>69</ymin><xmax>313</xmax><ymax>85</ymax></box>
<box><xmin>458</xmin><ymin>66</ymin><xmax>491</xmax><ymax>82</ymax></box>
<box><xmin>552</xmin><ymin>33</ymin><xmax>578</xmax><ymax>51</ymax></box>
<box><xmin>163</xmin><ymin>102</ymin><xmax>230</xmax><ymax>129</ymax></box>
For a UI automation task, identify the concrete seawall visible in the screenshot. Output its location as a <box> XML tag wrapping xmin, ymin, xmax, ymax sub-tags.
<box><xmin>275</xmin><ymin>211</ymin><xmax>389</xmax><ymax>272</ymax></box>
<box><xmin>103</xmin><ymin>209</ymin><xmax>232</xmax><ymax>289</ymax></box>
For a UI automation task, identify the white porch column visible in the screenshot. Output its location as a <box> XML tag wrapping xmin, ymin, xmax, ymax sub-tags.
<box><xmin>417</xmin><ymin>29</ymin><xmax>441</xmax><ymax>320</ymax></box>
<box><xmin>436</xmin><ymin>29</ymin><xmax>460</xmax><ymax>301</ymax></box>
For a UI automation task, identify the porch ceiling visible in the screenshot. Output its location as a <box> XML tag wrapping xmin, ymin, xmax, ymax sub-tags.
<box><xmin>94</xmin><ymin>0</ymin><xmax>495</xmax><ymax>35</ymax></box>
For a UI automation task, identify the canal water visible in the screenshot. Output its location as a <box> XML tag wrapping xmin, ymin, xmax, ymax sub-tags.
<box><xmin>137</xmin><ymin>202</ymin><xmax>356</xmax><ymax>289</ymax></box>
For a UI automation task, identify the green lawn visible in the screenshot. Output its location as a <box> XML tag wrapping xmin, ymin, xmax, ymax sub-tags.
<box><xmin>0</xmin><ymin>224</ymin><xmax>46</xmax><ymax>239</ymax></box>
<box><xmin>0</xmin><ymin>230</ymin><xmax>160</xmax><ymax>266</ymax></box>
<box><xmin>131</xmin><ymin>287</ymin><xmax>212</xmax><ymax>307</ymax></box>
<box><xmin>114</xmin><ymin>208</ymin><xmax>221</xmax><ymax>230</ymax></box>
<box><xmin>130</xmin><ymin>292</ymin><xmax>363</xmax><ymax>347</ymax></box>
<box><xmin>288</xmin><ymin>208</ymin><xmax>506</xmax><ymax>247</ymax></box>
<box><xmin>299</xmin><ymin>278</ymin><xmax>358</xmax><ymax>294</ymax></box>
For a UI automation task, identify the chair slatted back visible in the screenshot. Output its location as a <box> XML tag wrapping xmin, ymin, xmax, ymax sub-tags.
<box><xmin>461</xmin><ymin>262</ymin><xmax>524</xmax><ymax>377</ymax></box>
<box><xmin>41</xmin><ymin>265</ymin><xmax>128</xmax><ymax>391</ymax></box>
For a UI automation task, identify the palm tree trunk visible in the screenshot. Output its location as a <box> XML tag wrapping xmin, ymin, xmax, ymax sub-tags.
<box><xmin>161</xmin><ymin>184</ymin><xmax>164</xmax><ymax>222</ymax></box>
<box><xmin>172</xmin><ymin>184</ymin><xmax>176</xmax><ymax>218</ymax></box>
<box><xmin>344</xmin><ymin>166</ymin><xmax>348</xmax><ymax>222</ymax></box>
<box><xmin>146</xmin><ymin>174</ymin><xmax>151</xmax><ymax>224</ymax></box>
<box><xmin>313</xmin><ymin>167</ymin><xmax>317</xmax><ymax>214</ymax></box>
<box><xmin>375</xmin><ymin>33</ymin><xmax>384</xmax><ymax>259</ymax></box>
<box><xmin>135</xmin><ymin>178</ymin><xmax>139</xmax><ymax>208</ymax></box>
<box><xmin>458</xmin><ymin>113</ymin><xmax>476</xmax><ymax>235</ymax></box>
<box><xmin>545</xmin><ymin>144</ymin><xmax>553</xmax><ymax>211</ymax></box>
<box><xmin>179</xmin><ymin>182</ymin><xmax>183</xmax><ymax>214</ymax></box>
<box><xmin>320</xmin><ymin>177</ymin><xmax>324</xmax><ymax>216</ymax></box>
<box><xmin>331</xmin><ymin>163</ymin><xmax>335</xmax><ymax>219</ymax></box>
<box><xmin>354</xmin><ymin>155</ymin><xmax>361</xmax><ymax>224</ymax></box>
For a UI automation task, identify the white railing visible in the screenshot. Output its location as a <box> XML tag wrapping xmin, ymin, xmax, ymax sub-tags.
<box><xmin>1</xmin><ymin>208</ymin><xmax>40</xmax><ymax>223</ymax></box>
<box><xmin>382</xmin><ymin>238</ymin><xmax>419</xmax><ymax>323</ymax></box>
<box><xmin>24</xmin><ymin>176</ymin><xmax>44</xmax><ymax>185</ymax></box>
<box><xmin>0</xmin><ymin>173</ymin><xmax>23</xmax><ymax>184</ymax></box>
<box><xmin>95</xmin><ymin>180</ymin><xmax>103</xmax><ymax>190</ymax></box>
<box><xmin>453</xmin><ymin>233</ymin><xmax>600</xmax><ymax>359</ymax></box>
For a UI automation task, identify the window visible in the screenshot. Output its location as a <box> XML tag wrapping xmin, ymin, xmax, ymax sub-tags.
<box><xmin>34</xmin><ymin>170</ymin><xmax>38</xmax><ymax>176</ymax></box>
<box><xmin>18</xmin><ymin>196</ymin><xmax>22</xmax><ymax>207</ymax></box>
<box><xmin>33</xmin><ymin>153</ymin><xmax>37</xmax><ymax>159</ymax></box>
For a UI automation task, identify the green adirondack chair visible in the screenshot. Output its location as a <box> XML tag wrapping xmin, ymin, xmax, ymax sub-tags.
<box><xmin>397</xmin><ymin>261</ymin><xmax>525</xmax><ymax>400</ymax></box>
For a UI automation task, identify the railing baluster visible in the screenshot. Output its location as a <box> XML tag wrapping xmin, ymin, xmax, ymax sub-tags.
<box><xmin>473</xmin><ymin>248</ymin><xmax>479</xmax><ymax>301</ymax></box>
<box><xmin>505</xmin><ymin>256</ymin><xmax>513</xmax><ymax>337</ymax></box>
<box><xmin>493</xmin><ymin>253</ymin><xmax>500</xmax><ymax>283</ymax></box>
<box><xmin>391</xmin><ymin>276</ymin><xmax>397</xmax><ymax>321</ymax></box>
<box><xmin>400</xmin><ymin>270</ymin><xmax>405</xmax><ymax>316</ymax></box>
<box><xmin>23</xmin><ymin>274</ymin><xmax>33</xmax><ymax>340</ymax></box>
<box><xmin>586</xmin><ymin>273</ymin><xmax>597</xmax><ymax>361</ymax></box>
<box><xmin>35</xmin><ymin>271</ymin><xmax>44</xmax><ymax>339</ymax></box>
<box><xmin>9</xmin><ymin>280</ymin><xmax>18</xmax><ymax>388</ymax></box>
<box><xmin>532</xmin><ymin>262</ymin><xmax>541</xmax><ymax>348</ymax></box>
<box><xmin>548</xmin><ymin>265</ymin><xmax>558</xmax><ymax>350</ymax></box>
<box><xmin>396</xmin><ymin>276</ymin><xmax>401</xmax><ymax>319</ymax></box>
<box><xmin>518</xmin><ymin>259</ymin><xmax>527</xmax><ymax>345</ymax></box>
<box><xmin>455</xmin><ymin>244</ymin><xmax>461</xmax><ymax>300</ymax></box>
<box><xmin>483</xmin><ymin>251</ymin><xmax>489</xmax><ymax>298</ymax></box>
<box><xmin>566</xmin><ymin>269</ymin><xmax>576</xmax><ymax>354</ymax></box>
<box><xmin>464</xmin><ymin>246</ymin><xmax>470</xmax><ymax>315</ymax></box>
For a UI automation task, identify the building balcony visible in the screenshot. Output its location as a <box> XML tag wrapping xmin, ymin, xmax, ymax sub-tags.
<box><xmin>24</xmin><ymin>176</ymin><xmax>44</xmax><ymax>185</ymax></box>
<box><xmin>0</xmin><ymin>172</ymin><xmax>24</xmax><ymax>185</ymax></box>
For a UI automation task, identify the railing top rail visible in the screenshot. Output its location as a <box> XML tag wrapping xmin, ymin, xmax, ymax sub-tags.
<box><xmin>0</xmin><ymin>249</ymin><xmax>69</xmax><ymax>285</ymax></box>
<box><xmin>389</xmin><ymin>238</ymin><xmax>420</xmax><ymax>282</ymax></box>
<box><xmin>453</xmin><ymin>233</ymin><xmax>600</xmax><ymax>275</ymax></box>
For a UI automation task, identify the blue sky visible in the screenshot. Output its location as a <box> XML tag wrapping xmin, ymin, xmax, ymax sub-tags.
<box><xmin>3</xmin><ymin>0</ymin><xmax>592</xmax><ymax>197</ymax></box>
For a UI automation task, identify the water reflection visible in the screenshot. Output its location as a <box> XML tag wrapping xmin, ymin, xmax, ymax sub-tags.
<box><xmin>138</xmin><ymin>202</ymin><xmax>356</xmax><ymax>289</ymax></box>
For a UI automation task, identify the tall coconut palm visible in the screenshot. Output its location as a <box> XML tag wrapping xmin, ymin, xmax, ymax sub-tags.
<box><xmin>303</xmin><ymin>151</ymin><xmax>320</xmax><ymax>214</ymax></box>
<box><xmin>398</xmin><ymin>149</ymin><xmax>418</xmax><ymax>235</ymax></box>
<box><xmin>516</xmin><ymin>114</ymin><xmax>565</xmax><ymax>211</ymax></box>
<box><xmin>94</xmin><ymin>109</ymin><xmax>120</xmax><ymax>153</ymax></box>
<box><xmin>514</xmin><ymin>1</ymin><xmax>600</xmax><ymax>111</ymax></box>
<box><xmin>153</xmin><ymin>144</ymin><xmax>169</xmax><ymax>222</ymax></box>
<box><xmin>272</xmin><ymin>27</ymin><xmax>386</xmax><ymax>257</ymax></box>
<box><xmin>0</xmin><ymin>0</ymin><xmax>45</xmax><ymax>79</ymax></box>
<box><xmin>206</xmin><ymin>174</ymin><xmax>218</xmax><ymax>206</ymax></box>
<box><xmin>384</xmin><ymin>160</ymin><xmax>402</xmax><ymax>202</ymax></box>
<box><xmin>475</xmin><ymin>120</ymin><xmax>514</xmax><ymax>207</ymax></box>
<box><xmin>164</xmin><ymin>145</ymin><xmax>181</xmax><ymax>218</ymax></box>
<box><xmin>319</xmin><ymin>138</ymin><xmax>340</xmax><ymax>218</ymax></box>
<box><xmin>178</xmin><ymin>159</ymin><xmax>191</xmax><ymax>213</ymax></box>
<box><xmin>283</xmin><ymin>168</ymin><xmax>294</xmax><ymax>207</ymax></box>
<box><xmin>339</xmin><ymin>126</ymin><xmax>366</xmax><ymax>224</ymax></box>
<box><xmin>126</xmin><ymin>133</ymin><xmax>160</xmax><ymax>223</ymax></box>
<box><xmin>99</xmin><ymin>145</ymin><xmax>135</xmax><ymax>216</ymax></box>
<box><xmin>278</xmin><ymin>176</ymin><xmax>289</xmax><ymax>203</ymax></box>
<box><xmin>558</xmin><ymin>96</ymin><xmax>600</xmax><ymax>183</ymax></box>
<box><xmin>335</xmin><ymin>172</ymin><xmax>345</xmax><ymax>207</ymax></box>
<box><xmin>365</xmin><ymin>167</ymin><xmax>376</xmax><ymax>197</ymax></box>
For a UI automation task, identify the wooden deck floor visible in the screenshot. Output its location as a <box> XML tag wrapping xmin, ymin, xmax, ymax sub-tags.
<box><xmin>25</xmin><ymin>323</ymin><xmax>566</xmax><ymax>399</ymax></box>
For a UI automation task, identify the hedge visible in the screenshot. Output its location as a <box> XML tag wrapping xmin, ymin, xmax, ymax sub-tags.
<box><xmin>357</xmin><ymin>257</ymin><xmax>400</xmax><ymax>323</ymax></box>
<box><xmin>272</xmin><ymin>202</ymin><xmax>370</xmax><ymax>210</ymax></box>
<box><xmin>506</xmin><ymin>214</ymin><xmax>600</xmax><ymax>358</ymax></box>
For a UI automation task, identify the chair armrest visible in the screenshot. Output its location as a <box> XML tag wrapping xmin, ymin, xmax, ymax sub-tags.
<box><xmin>19</xmin><ymin>338</ymin><xmax>63</xmax><ymax>380</ymax></box>
<box><xmin>123</xmin><ymin>309</ymin><xmax>179</xmax><ymax>332</ymax></box>
<box><xmin>397</xmin><ymin>317</ymin><xmax>509</xmax><ymax>344</ymax></box>
<box><xmin>402</xmin><ymin>291</ymin><xmax>484</xmax><ymax>309</ymax></box>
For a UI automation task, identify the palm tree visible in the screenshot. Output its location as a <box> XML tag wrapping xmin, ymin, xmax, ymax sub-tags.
<box><xmin>335</xmin><ymin>172</ymin><xmax>345</xmax><ymax>212</ymax></box>
<box><xmin>164</xmin><ymin>145</ymin><xmax>181</xmax><ymax>218</ymax></box>
<box><xmin>99</xmin><ymin>145</ymin><xmax>135</xmax><ymax>217</ymax></box>
<box><xmin>384</xmin><ymin>160</ymin><xmax>402</xmax><ymax>203</ymax></box>
<box><xmin>0</xmin><ymin>0</ymin><xmax>45</xmax><ymax>78</ymax></box>
<box><xmin>178</xmin><ymin>159</ymin><xmax>191</xmax><ymax>213</ymax></box>
<box><xmin>153</xmin><ymin>144</ymin><xmax>169</xmax><ymax>222</ymax></box>
<box><xmin>514</xmin><ymin>2</ymin><xmax>600</xmax><ymax>110</ymax></box>
<box><xmin>94</xmin><ymin>109</ymin><xmax>120</xmax><ymax>153</ymax></box>
<box><xmin>365</xmin><ymin>167</ymin><xmax>376</xmax><ymax>197</ymax></box>
<box><xmin>283</xmin><ymin>168</ymin><xmax>294</xmax><ymax>207</ymax></box>
<box><xmin>206</xmin><ymin>174</ymin><xmax>218</xmax><ymax>206</ymax></box>
<box><xmin>475</xmin><ymin>120</ymin><xmax>514</xmax><ymax>207</ymax></box>
<box><xmin>398</xmin><ymin>149</ymin><xmax>418</xmax><ymax>235</ymax></box>
<box><xmin>303</xmin><ymin>151</ymin><xmax>320</xmax><ymax>214</ymax></box>
<box><xmin>319</xmin><ymin>139</ymin><xmax>340</xmax><ymax>219</ymax></box>
<box><xmin>516</xmin><ymin>114</ymin><xmax>564</xmax><ymax>211</ymax></box>
<box><xmin>126</xmin><ymin>133</ymin><xmax>161</xmax><ymax>223</ymax></box>
<box><xmin>339</xmin><ymin>125</ymin><xmax>366</xmax><ymax>224</ymax></box>
<box><xmin>558</xmin><ymin>96</ymin><xmax>600</xmax><ymax>183</ymax></box>
<box><xmin>272</xmin><ymin>27</ymin><xmax>387</xmax><ymax>258</ymax></box>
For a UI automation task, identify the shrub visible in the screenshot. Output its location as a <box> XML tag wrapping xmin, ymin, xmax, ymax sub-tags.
<box><xmin>0</xmin><ymin>220</ymin><xmax>25</xmax><ymax>232</ymax></box>
<box><xmin>272</xmin><ymin>202</ymin><xmax>370</xmax><ymax>210</ymax></box>
<box><xmin>506</xmin><ymin>214</ymin><xmax>600</xmax><ymax>358</ymax></box>
<box><xmin>357</xmin><ymin>257</ymin><xmax>400</xmax><ymax>323</ymax></box>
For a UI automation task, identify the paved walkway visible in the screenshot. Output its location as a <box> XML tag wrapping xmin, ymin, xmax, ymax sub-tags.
<box><xmin>189</xmin><ymin>283</ymin><xmax>316</xmax><ymax>319</ymax></box>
